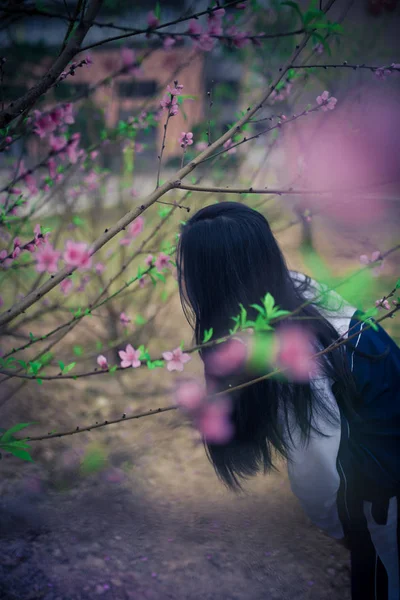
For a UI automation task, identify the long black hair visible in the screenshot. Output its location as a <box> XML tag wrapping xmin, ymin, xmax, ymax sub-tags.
<box><xmin>176</xmin><ymin>201</ymin><xmax>360</xmax><ymax>492</ymax></box>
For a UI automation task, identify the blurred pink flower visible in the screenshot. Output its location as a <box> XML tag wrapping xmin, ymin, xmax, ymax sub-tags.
<box><xmin>162</xmin><ymin>346</ymin><xmax>191</xmax><ymax>372</ymax></box>
<box><xmin>195</xmin><ymin>397</ymin><xmax>234</xmax><ymax>444</ymax></box>
<box><xmin>163</xmin><ymin>36</ymin><xmax>176</xmax><ymax>50</ymax></box>
<box><xmin>60</xmin><ymin>278</ymin><xmax>73</xmax><ymax>295</ymax></box>
<box><xmin>174</xmin><ymin>379</ymin><xmax>206</xmax><ymax>412</ymax></box>
<box><xmin>35</xmin><ymin>242</ymin><xmax>61</xmax><ymax>273</ymax></box>
<box><xmin>147</xmin><ymin>10</ymin><xmax>160</xmax><ymax>28</ymax></box>
<box><xmin>206</xmin><ymin>337</ymin><xmax>247</xmax><ymax>376</ymax></box>
<box><xmin>95</xmin><ymin>262</ymin><xmax>105</xmax><ymax>274</ymax></box>
<box><xmin>144</xmin><ymin>254</ymin><xmax>154</xmax><ymax>267</ymax></box>
<box><xmin>120</xmin><ymin>312</ymin><xmax>131</xmax><ymax>325</ymax></box>
<box><xmin>195</xmin><ymin>141</ymin><xmax>208</xmax><ymax>152</ymax></box>
<box><xmin>97</xmin><ymin>355</ymin><xmax>109</xmax><ymax>369</ymax></box>
<box><xmin>276</xmin><ymin>327</ymin><xmax>317</xmax><ymax>382</ymax></box>
<box><xmin>119</xmin><ymin>344</ymin><xmax>141</xmax><ymax>368</ymax></box>
<box><xmin>188</xmin><ymin>19</ymin><xmax>203</xmax><ymax>36</ymax></box>
<box><xmin>155</xmin><ymin>252</ymin><xmax>170</xmax><ymax>272</ymax></box>
<box><xmin>63</xmin><ymin>240</ymin><xmax>92</xmax><ymax>270</ymax></box>
<box><xmin>223</xmin><ymin>138</ymin><xmax>236</xmax><ymax>155</ymax></box>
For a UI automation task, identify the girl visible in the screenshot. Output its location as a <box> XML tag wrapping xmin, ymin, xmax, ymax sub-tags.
<box><xmin>176</xmin><ymin>201</ymin><xmax>400</xmax><ymax>600</ymax></box>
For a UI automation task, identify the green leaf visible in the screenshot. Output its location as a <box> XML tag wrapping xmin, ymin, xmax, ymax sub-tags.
<box><xmin>135</xmin><ymin>314</ymin><xmax>147</xmax><ymax>325</ymax></box>
<box><xmin>29</xmin><ymin>332</ymin><xmax>36</xmax><ymax>342</ymax></box>
<box><xmin>2</xmin><ymin>446</ymin><xmax>33</xmax><ymax>462</ymax></box>
<box><xmin>64</xmin><ymin>362</ymin><xmax>76</xmax><ymax>373</ymax></box>
<box><xmin>73</xmin><ymin>346</ymin><xmax>84</xmax><ymax>356</ymax></box>
<box><xmin>250</xmin><ymin>303</ymin><xmax>265</xmax><ymax>316</ymax></box>
<box><xmin>0</xmin><ymin>422</ymin><xmax>37</xmax><ymax>444</ymax></box>
<box><xmin>153</xmin><ymin>272</ymin><xmax>166</xmax><ymax>283</ymax></box>
<box><xmin>202</xmin><ymin>328</ymin><xmax>214</xmax><ymax>343</ymax></box>
<box><xmin>395</xmin><ymin>279</ymin><xmax>400</xmax><ymax>290</ymax></box>
<box><xmin>28</xmin><ymin>360</ymin><xmax>42</xmax><ymax>375</ymax></box>
<box><xmin>109</xmin><ymin>365</ymin><xmax>118</xmax><ymax>373</ymax></box>
<box><xmin>154</xmin><ymin>1</ymin><xmax>161</xmax><ymax>20</ymax></box>
<box><xmin>281</xmin><ymin>1</ymin><xmax>304</xmax><ymax>24</ymax></box>
<box><xmin>36</xmin><ymin>378</ymin><xmax>43</xmax><ymax>385</ymax></box>
<box><xmin>16</xmin><ymin>360</ymin><xmax>27</xmax><ymax>369</ymax></box>
<box><xmin>96</xmin><ymin>341</ymin><xmax>103</xmax><ymax>351</ymax></box>
<box><xmin>58</xmin><ymin>361</ymin><xmax>65</xmax><ymax>371</ymax></box>
<box><xmin>72</xmin><ymin>216</ymin><xmax>85</xmax><ymax>227</ymax></box>
<box><xmin>74</xmin><ymin>307</ymin><xmax>82</xmax><ymax>318</ymax></box>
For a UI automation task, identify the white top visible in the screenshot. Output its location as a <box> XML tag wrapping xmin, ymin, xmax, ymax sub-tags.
<box><xmin>284</xmin><ymin>272</ymin><xmax>357</xmax><ymax>539</ymax></box>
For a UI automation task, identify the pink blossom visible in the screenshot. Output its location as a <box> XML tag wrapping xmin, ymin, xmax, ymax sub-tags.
<box><xmin>174</xmin><ymin>379</ymin><xmax>206</xmax><ymax>412</ymax></box>
<box><xmin>223</xmin><ymin>138</ymin><xmax>236</xmax><ymax>155</ymax></box>
<box><xmin>120</xmin><ymin>47</ymin><xmax>140</xmax><ymax>75</ymax></box>
<box><xmin>155</xmin><ymin>252</ymin><xmax>170</xmax><ymax>272</ymax></box>
<box><xmin>12</xmin><ymin>237</ymin><xmax>21</xmax><ymax>259</ymax></box>
<box><xmin>63</xmin><ymin>240</ymin><xmax>92</xmax><ymax>270</ymax></box>
<box><xmin>162</xmin><ymin>346</ymin><xmax>191</xmax><ymax>372</ymax></box>
<box><xmin>313</xmin><ymin>43</ymin><xmax>324</xmax><ymax>54</ymax></box>
<box><xmin>359</xmin><ymin>251</ymin><xmax>384</xmax><ymax>276</ymax></box>
<box><xmin>195</xmin><ymin>397</ymin><xmax>234</xmax><ymax>444</ymax></box>
<box><xmin>84</xmin><ymin>170</ymin><xmax>99</xmax><ymax>190</ymax></box>
<box><xmin>166</xmin><ymin>83</ymin><xmax>183</xmax><ymax>96</ymax></box>
<box><xmin>275</xmin><ymin>327</ymin><xmax>317</xmax><ymax>382</ymax></box>
<box><xmin>316</xmin><ymin>91</ymin><xmax>337</xmax><ymax>111</ymax></box>
<box><xmin>188</xmin><ymin>19</ymin><xmax>203</xmax><ymax>36</ymax></box>
<box><xmin>226</xmin><ymin>25</ymin><xmax>250</xmax><ymax>48</ymax></box>
<box><xmin>63</xmin><ymin>102</ymin><xmax>75</xmax><ymax>125</ymax></box>
<box><xmin>160</xmin><ymin>93</ymin><xmax>179</xmax><ymax>115</ymax></box>
<box><xmin>119</xmin><ymin>344</ymin><xmax>141</xmax><ymax>368</ymax></box>
<box><xmin>34</xmin><ymin>224</ymin><xmax>49</xmax><ymax>247</ymax></box>
<box><xmin>178</xmin><ymin>131</ymin><xmax>194</xmax><ymax>148</ymax></box>
<box><xmin>97</xmin><ymin>355</ymin><xmax>109</xmax><ymax>370</ymax></box>
<box><xmin>193</xmin><ymin>33</ymin><xmax>215</xmax><ymax>52</ymax></box>
<box><xmin>196</xmin><ymin>141</ymin><xmax>208</xmax><ymax>152</ymax></box>
<box><xmin>128</xmin><ymin>216</ymin><xmax>144</xmax><ymax>238</ymax></box>
<box><xmin>33</xmin><ymin>110</ymin><xmax>56</xmax><ymax>138</ymax></box>
<box><xmin>163</xmin><ymin>36</ymin><xmax>176</xmax><ymax>50</ymax></box>
<box><xmin>208</xmin><ymin>8</ymin><xmax>224</xmax><ymax>36</ymax></box>
<box><xmin>206</xmin><ymin>337</ymin><xmax>247</xmax><ymax>376</ymax></box>
<box><xmin>60</xmin><ymin>278</ymin><xmax>73</xmax><ymax>295</ymax></box>
<box><xmin>23</xmin><ymin>172</ymin><xmax>38</xmax><ymax>195</ymax></box>
<box><xmin>0</xmin><ymin>249</ymin><xmax>12</xmax><ymax>267</ymax></box>
<box><xmin>35</xmin><ymin>242</ymin><xmax>61</xmax><ymax>273</ymax></box>
<box><xmin>145</xmin><ymin>254</ymin><xmax>154</xmax><ymax>267</ymax></box>
<box><xmin>90</xmin><ymin>150</ymin><xmax>98</xmax><ymax>160</ymax></box>
<box><xmin>49</xmin><ymin>107</ymin><xmax>64</xmax><ymax>127</ymax></box>
<box><xmin>49</xmin><ymin>134</ymin><xmax>67</xmax><ymax>152</ymax></box>
<box><xmin>375</xmin><ymin>298</ymin><xmax>391</xmax><ymax>310</ymax></box>
<box><xmin>120</xmin><ymin>312</ymin><xmax>131</xmax><ymax>325</ymax></box>
<box><xmin>95</xmin><ymin>262</ymin><xmax>105</xmax><ymax>274</ymax></box>
<box><xmin>147</xmin><ymin>10</ymin><xmax>160</xmax><ymax>28</ymax></box>
<box><xmin>66</xmin><ymin>133</ymin><xmax>82</xmax><ymax>164</ymax></box>
<box><xmin>139</xmin><ymin>277</ymin><xmax>147</xmax><ymax>288</ymax></box>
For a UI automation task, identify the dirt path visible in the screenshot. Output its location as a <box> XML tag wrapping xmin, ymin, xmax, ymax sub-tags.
<box><xmin>1</xmin><ymin>378</ymin><xmax>351</xmax><ymax>600</ymax></box>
